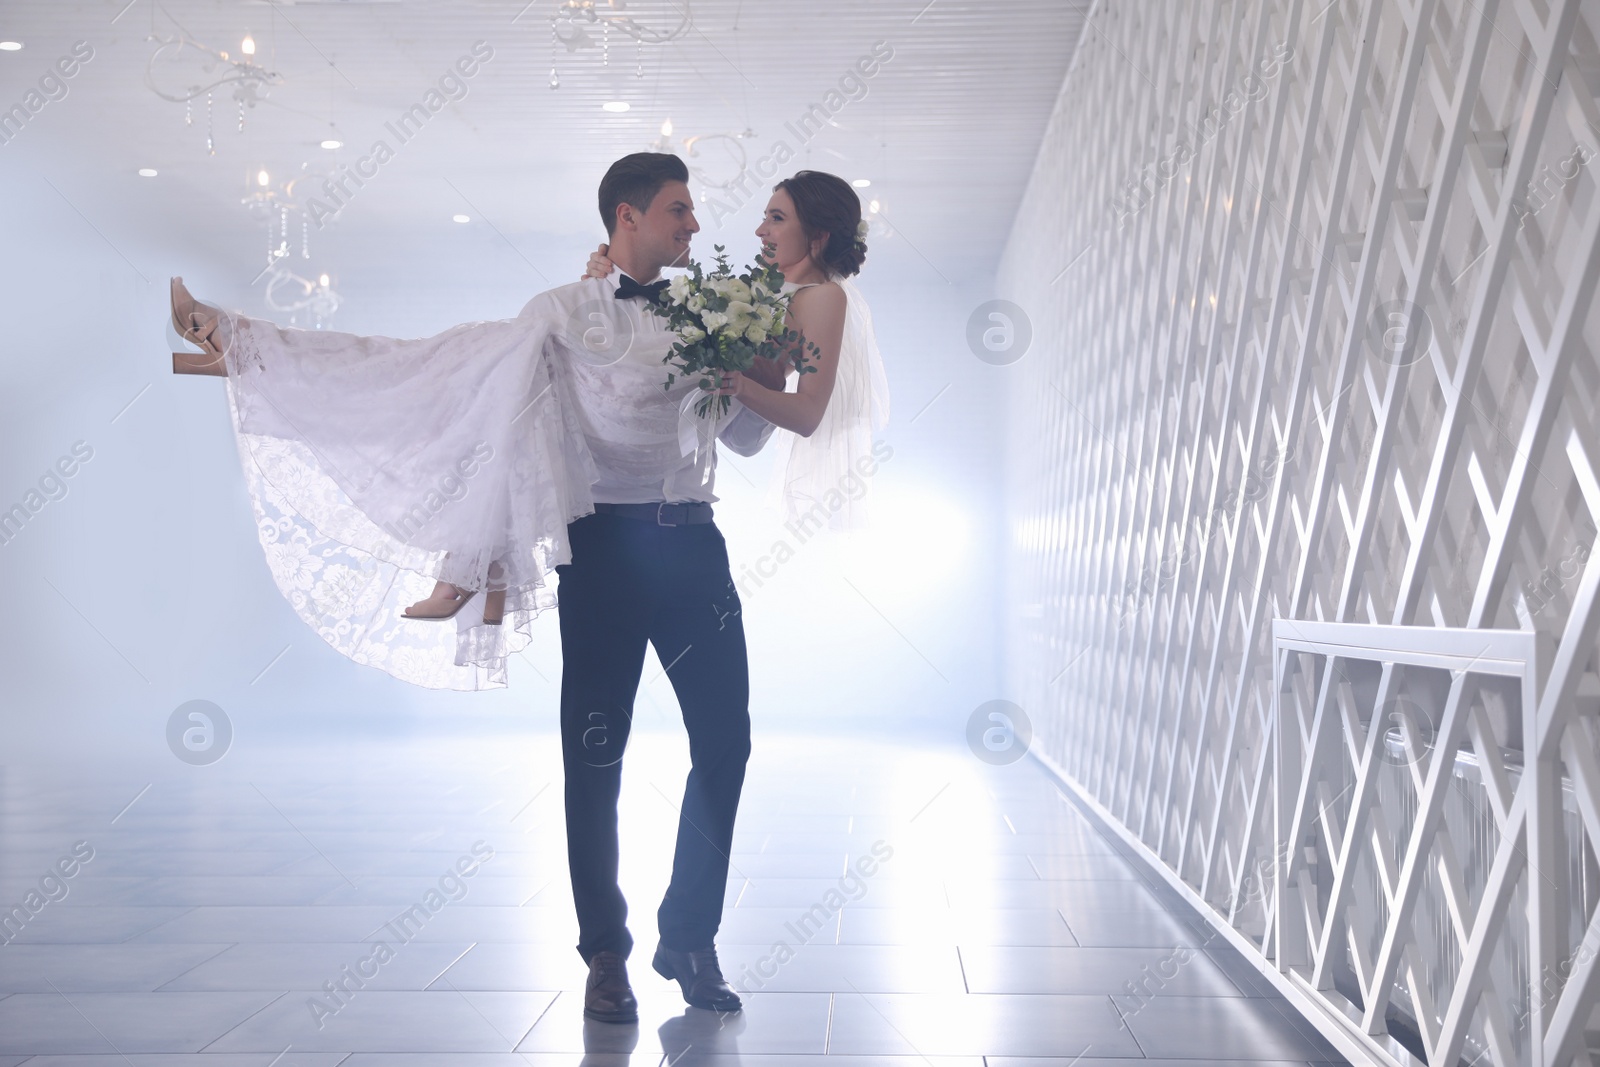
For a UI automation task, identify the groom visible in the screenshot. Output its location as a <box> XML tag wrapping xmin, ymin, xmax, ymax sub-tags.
<box><xmin>543</xmin><ymin>152</ymin><xmax>788</xmax><ymax>1023</ymax></box>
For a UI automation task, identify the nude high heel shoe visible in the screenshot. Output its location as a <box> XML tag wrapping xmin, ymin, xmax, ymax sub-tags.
<box><xmin>403</xmin><ymin>585</ymin><xmax>479</xmax><ymax>620</ymax></box>
<box><xmin>482</xmin><ymin>561</ymin><xmax>506</xmax><ymax>625</ymax></box>
<box><xmin>483</xmin><ymin>588</ymin><xmax>505</xmax><ymax>626</ymax></box>
<box><xmin>171</xmin><ymin>276</ymin><xmax>228</xmax><ymax>376</ymax></box>
<box><xmin>402</xmin><ymin>584</ymin><xmax>506</xmax><ymax>625</ymax></box>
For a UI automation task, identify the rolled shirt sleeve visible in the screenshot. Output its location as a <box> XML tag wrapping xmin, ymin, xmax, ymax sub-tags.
<box><xmin>716</xmin><ymin>397</ymin><xmax>778</xmax><ymax>457</ymax></box>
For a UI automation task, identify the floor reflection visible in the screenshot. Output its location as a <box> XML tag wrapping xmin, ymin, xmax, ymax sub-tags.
<box><xmin>0</xmin><ymin>730</ymin><xmax>1349</xmax><ymax>1064</ymax></box>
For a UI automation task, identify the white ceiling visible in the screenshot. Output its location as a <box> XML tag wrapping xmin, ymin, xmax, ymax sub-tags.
<box><xmin>0</xmin><ymin>0</ymin><xmax>1088</xmax><ymax>306</ymax></box>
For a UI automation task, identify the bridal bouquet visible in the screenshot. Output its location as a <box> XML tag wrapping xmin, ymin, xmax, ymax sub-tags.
<box><xmin>650</xmin><ymin>245</ymin><xmax>820</xmax><ymax>419</ymax></box>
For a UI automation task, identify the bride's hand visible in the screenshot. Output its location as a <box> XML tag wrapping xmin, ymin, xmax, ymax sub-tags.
<box><xmin>582</xmin><ymin>244</ymin><xmax>615</xmax><ymax>280</ymax></box>
<box><xmin>741</xmin><ymin>353</ymin><xmax>787</xmax><ymax>391</ymax></box>
<box><xmin>713</xmin><ymin>370</ymin><xmax>749</xmax><ymax>398</ymax></box>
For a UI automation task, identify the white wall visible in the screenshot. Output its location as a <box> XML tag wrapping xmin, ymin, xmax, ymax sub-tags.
<box><xmin>999</xmin><ymin>1</ymin><xmax>1600</xmax><ymax>1064</ymax></box>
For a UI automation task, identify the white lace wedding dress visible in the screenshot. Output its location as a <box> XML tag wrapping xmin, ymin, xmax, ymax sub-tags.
<box><xmin>198</xmin><ymin>275</ymin><xmax>889</xmax><ymax>691</ymax></box>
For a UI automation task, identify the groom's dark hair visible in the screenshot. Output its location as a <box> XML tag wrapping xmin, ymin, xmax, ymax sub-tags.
<box><xmin>599</xmin><ymin>152</ymin><xmax>690</xmax><ymax>235</ymax></box>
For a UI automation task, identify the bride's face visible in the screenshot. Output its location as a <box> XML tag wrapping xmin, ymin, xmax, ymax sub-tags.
<box><xmin>755</xmin><ymin>189</ymin><xmax>821</xmax><ymax>273</ymax></box>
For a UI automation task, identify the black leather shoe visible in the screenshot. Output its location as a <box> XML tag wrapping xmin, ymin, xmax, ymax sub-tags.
<box><xmin>583</xmin><ymin>950</ymin><xmax>639</xmax><ymax>1023</ymax></box>
<box><xmin>651</xmin><ymin>943</ymin><xmax>743</xmax><ymax>1012</ymax></box>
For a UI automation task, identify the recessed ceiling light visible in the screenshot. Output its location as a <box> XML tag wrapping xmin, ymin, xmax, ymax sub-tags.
<box><xmin>0</xmin><ymin>42</ymin><xmax>22</xmax><ymax>52</ymax></box>
<box><xmin>851</xmin><ymin>178</ymin><xmax>872</xmax><ymax>188</ymax></box>
<box><xmin>602</xmin><ymin>101</ymin><xmax>631</xmax><ymax>113</ymax></box>
<box><xmin>452</xmin><ymin>214</ymin><xmax>470</xmax><ymax>223</ymax></box>
<box><xmin>320</xmin><ymin>139</ymin><xmax>343</xmax><ymax>150</ymax></box>
<box><xmin>138</xmin><ymin>168</ymin><xmax>158</xmax><ymax>177</ymax></box>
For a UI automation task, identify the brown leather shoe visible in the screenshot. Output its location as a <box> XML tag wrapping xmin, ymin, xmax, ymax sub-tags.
<box><xmin>583</xmin><ymin>950</ymin><xmax>638</xmax><ymax>1023</ymax></box>
<box><xmin>651</xmin><ymin>943</ymin><xmax>742</xmax><ymax>1012</ymax></box>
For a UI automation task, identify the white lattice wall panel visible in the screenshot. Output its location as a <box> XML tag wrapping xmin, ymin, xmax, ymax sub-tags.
<box><xmin>1000</xmin><ymin>0</ymin><xmax>1600</xmax><ymax>1064</ymax></box>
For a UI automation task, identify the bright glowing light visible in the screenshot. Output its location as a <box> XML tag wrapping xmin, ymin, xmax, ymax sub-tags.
<box><xmin>602</xmin><ymin>101</ymin><xmax>631</xmax><ymax>113</ymax></box>
<box><xmin>256</xmin><ymin>169</ymin><xmax>270</xmax><ymax>186</ymax></box>
<box><xmin>137</xmin><ymin>168</ymin><xmax>158</xmax><ymax>178</ymax></box>
<box><xmin>851</xmin><ymin>178</ymin><xmax>872</xmax><ymax>188</ymax></box>
<box><xmin>452</xmin><ymin>214</ymin><xmax>470</xmax><ymax>223</ymax></box>
<box><xmin>660</xmin><ymin>118</ymin><xmax>673</xmax><ymax>136</ymax></box>
<box><xmin>318</xmin><ymin>273</ymin><xmax>330</xmax><ymax>287</ymax></box>
<box><xmin>869</xmin><ymin>199</ymin><xmax>880</xmax><ymax>214</ymax></box>
<box><xmin>241</xmin><ymin>35</ymin><xmax>256</xmax><ymax>56</ymax></box>
<box><xmin>0</xmin><ymin>42</ymin><xmax>22</xmax><ymax>51</ymax></box>
<box><xmin>882</xmin><ymin>754</ymin><xmax>1016</xmax><ymax>921</ymax></box>
<box><xmin>850</xmin><ymin>486</ymin><xmax>973</xmax><ymax>592</ymax></box>
<box><xmin>320</xmin><ymin>139</ymin><xmax>343</xmax><ymax>150</ymax></box>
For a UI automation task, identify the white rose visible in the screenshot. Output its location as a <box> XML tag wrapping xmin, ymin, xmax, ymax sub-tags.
<box><xmin>724</xmin><ymin>300</ymin><xmax>755</xmax><ymax>333</ymax></box>
<box><xmin>723</xmin><ymin>279</ymin><xmax>752</xmax><ymax>303</ymax></box>
<box><xmin>700</xmin><ymin>310</ymin><xmax>729</xmax><ymax>332</ymax></box>
<box><xmin>681</xmin><ymin>324</ymin><xmax>706</xmax><ymax>344</ymax></box>
<box><xmin>687</xmin><ymin>294</ymin><xmax>706</xmax><ymax>312</ymax></box>
<box><xmin>745</xmin><ymin>322</ymin><xmax>768</xmax><ymax>343</ymax></box>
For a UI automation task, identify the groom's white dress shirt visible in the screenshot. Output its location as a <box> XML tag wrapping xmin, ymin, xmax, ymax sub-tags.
<box><xmin>542</xmin><ymin>273</ymin><xmax>777</xmax><ymax>506</ymax></box>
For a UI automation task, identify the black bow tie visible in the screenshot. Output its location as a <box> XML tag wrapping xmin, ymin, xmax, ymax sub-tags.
<box><xmin>615</xmin><ymin>274</ymin><xmax>670</xmax><ymax>302</ymax></box>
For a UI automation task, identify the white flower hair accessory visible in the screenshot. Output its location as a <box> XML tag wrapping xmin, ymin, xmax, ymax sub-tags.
<box><xmin>853</xmin><ymin>219</ymin><xmax>870</xmax><ymax>250</ymax></box>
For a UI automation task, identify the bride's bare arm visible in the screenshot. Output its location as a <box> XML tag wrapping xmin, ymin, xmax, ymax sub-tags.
<box><xmin>716</xmin><ymin>283</ymin><xmax>846</xmax><ymax>437</ymax></box>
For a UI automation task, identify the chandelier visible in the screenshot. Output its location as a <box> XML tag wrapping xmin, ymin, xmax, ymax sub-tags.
<box><xmin>145</xmin><ymin>28</ymin><xmax>282</xmax><ymax>154</ymax></box>
<box><xmin>647</xmin><ymin>120</ymin><xmax>758</xmax><ymax>197</ymax></box>
<box><xmin>241</xmin><ymin>164</ymin><xmax>343</xmax><ymax>328</ymax></box>
<box><xmin>261</xmin><ymin>263</ymin><xmax>341</xmax><ymax>329</ymax></box>
<box><xmin>541</xmin><ymin>1</ymin><xmax>691</xmax><ymax>89</ymax></box>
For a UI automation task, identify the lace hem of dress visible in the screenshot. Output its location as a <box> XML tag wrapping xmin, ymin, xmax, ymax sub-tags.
<box><xmin>238</xmin><ymin>429</ymin><xmax>574</xmax><ymax>690</ymax></box>
<box><xmin>220</xmin><ymin>311</ymin><xmax>597</xmax><ymax>691</ymax></box>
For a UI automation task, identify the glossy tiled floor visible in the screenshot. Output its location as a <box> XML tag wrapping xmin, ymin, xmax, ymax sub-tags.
<box><xmin>0</xmin><ymin>730</ymin><xmax>1350</xmax><ymax>1066</ymax></box>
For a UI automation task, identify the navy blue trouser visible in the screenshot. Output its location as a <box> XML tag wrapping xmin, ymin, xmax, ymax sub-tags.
<box><xmin>554</xmin><ymin>509</ymin><xmax>751</xmax><ymax>963</ymax></box>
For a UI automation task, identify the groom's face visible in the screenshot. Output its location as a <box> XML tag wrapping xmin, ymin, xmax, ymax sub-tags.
<box><xmin>633</xmin><ymin>179</ymin><xmax>699</xmax><ymax>270</ymax></box>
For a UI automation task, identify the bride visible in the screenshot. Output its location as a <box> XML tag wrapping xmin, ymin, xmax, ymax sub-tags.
<box><xmin>169</xmin><ymin>167</ymin><xmax>889</xmax><ymax>690</ymax></box>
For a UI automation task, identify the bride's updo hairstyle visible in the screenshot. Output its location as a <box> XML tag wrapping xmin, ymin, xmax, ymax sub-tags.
<box><xmin>773</xmin><ymin>170</ymin><xmax>866</xmax><ymax>278</ymax></box>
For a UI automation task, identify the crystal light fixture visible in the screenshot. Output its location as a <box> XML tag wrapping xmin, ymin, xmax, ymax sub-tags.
<box><xmin>240</xmin><ymin>162</ymin><xmax>343</xmax><ymax>326</ymax></box>
<box><xmin>262</xmin><ymin>262</ymin><xmax>341</xmax><ymax>329</ymax></box>
<box><xmin>145</xmin><ymin>27</ymin><xmax>283</xmax><ymax>154</ymax></box>
<box><xmin>545</xmin><ymin>1</ymin><xmax>690</xmax><ymax>89</ymax></box>
<box><xmin>646</xmin><ymin>121</ymin><xmax>758</xmax><ymax>197</ymax></box>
